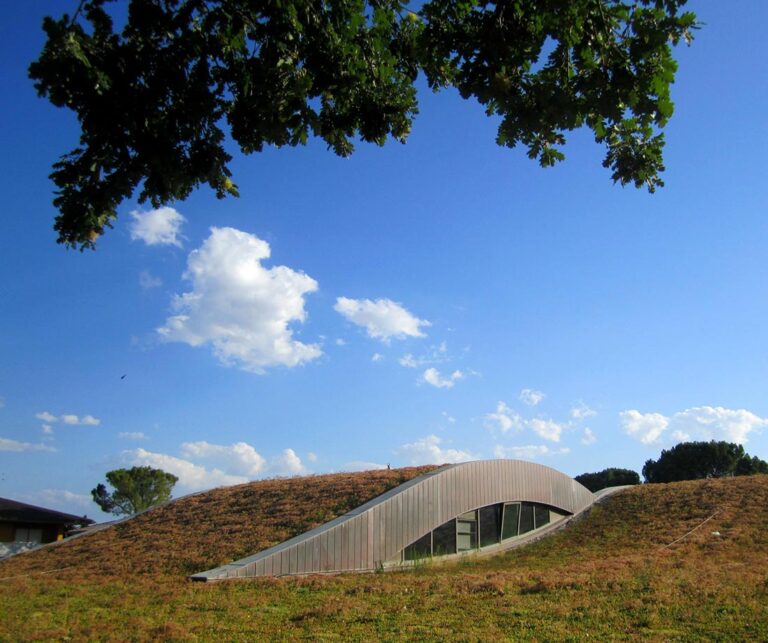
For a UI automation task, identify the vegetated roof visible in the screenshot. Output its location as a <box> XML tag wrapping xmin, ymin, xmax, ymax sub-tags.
<box><xmin>0</xmin><ymin>466</ymin><xmax>438</xmax><ymax>578</ymax></box>
<box><xmin>0</xmin><ymin>497</ymin><xmax>93</xmax><ymax>526</ymax></box>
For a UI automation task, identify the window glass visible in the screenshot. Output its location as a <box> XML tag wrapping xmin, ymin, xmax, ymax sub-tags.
<box><xmin>534</xmin><ymin>504</ymin><xmax>550</xmax><ymax>529</ymax></box>
<box><xmin>457</xmin><ymin>517</ymin><xmax>477</xmax><ymax>551</ymax></box>
<box><xmin>479</xmin><ymin>504</ymin><xmax>502</xmax><ymax>547</ymax></box>
<box><xmin>501</xmin><ymin>503</ymin><xmax>520</xmax><ymax>540</ymax></box>
<box><xmin>519</xmin><ymin>503</ymin><xmax>535</xmax><ymax>534</ymax></box>
<box><xmin>403</xmin><ymin>532</ymin><xmax>432</xmax><ymax>561</ymax></box>
<box><xmin>432</xmin><ymin>519</ymin><xmax>456</xmax><ymax>556</ymax></box>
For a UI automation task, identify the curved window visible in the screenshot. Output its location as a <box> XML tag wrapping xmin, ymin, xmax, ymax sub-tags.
<box><xmin>401</xmin><ymin>501</ymin><xmax>568</xmax><ymax>562</ymax></box>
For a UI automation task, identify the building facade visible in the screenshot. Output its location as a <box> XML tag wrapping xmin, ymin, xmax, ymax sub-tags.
<box><xmin>192</xmin><ymin>459</ymin><xmax>596</xmax><ymax>580</ymax></box>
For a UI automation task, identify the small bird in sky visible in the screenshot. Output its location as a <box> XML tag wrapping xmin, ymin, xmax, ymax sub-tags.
<box><xmin>120</xmin><ymin>374</ymin><xmax>126</xmax><ymax>380</ymax></box>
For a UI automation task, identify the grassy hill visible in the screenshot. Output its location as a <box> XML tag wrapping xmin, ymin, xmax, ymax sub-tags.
<box><xmin>1</xmin><ymin>469</ymin><xmax>767</xmax><ymax>640</ymax></box>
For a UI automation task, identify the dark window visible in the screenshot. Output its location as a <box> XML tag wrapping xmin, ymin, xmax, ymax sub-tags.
<box><xmin>403</xmin><ymin>532</ymin><xmax>432</xmax><ymax>561</ymax></box>
<box><xmin>457</xmin><ymin>510</ymin><xmax>477</xmax><ymax>551</ymax></box>
<box><xmin>519</xmin><ymin>503</ymin><xmax>535</xmax><ymax>534</ymax></box>
<box><xmin>534</xmin><ymin>504</ymin><xmax>550</xmax><ymax>529</ymax></box>
<box><xmin>479</xmin><ymin>504</ymin><xmax>502</xmax><ymax>548</ymax></box>
<box><xmin>501</xmin><ymin>503</ymin><xmax>520</xmax><ymax>540</ymax></box>
<box><xmin>432</xmin><ymin>519</ymin><xmax>456</xmax><ymax>556</ymax></box>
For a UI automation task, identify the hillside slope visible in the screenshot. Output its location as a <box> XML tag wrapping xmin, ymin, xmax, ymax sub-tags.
<box><xmin>0</xmin><ymin>465</ymin><xmax>437</xmax><ymax>578</ymax></box>
<box><xmin>1</xmin><ymin>472</ymin><xmax>767</xmax><ymax>640</ymax></box>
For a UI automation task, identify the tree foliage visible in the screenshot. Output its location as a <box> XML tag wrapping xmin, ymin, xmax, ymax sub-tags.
<box><xmin>30</xmin><ymin>0</ymin><xmax>697</xmax><ymax>249</ymax></box>
<box><xmin>574</xmin><ymin>467</ymin><xmax>640</xmax><ymax>492</ymax></box>
<box><xmin>642</xmin><ymin>441</ymin><xmax>768</xmax><ymax>484</ymax></box>
<box><xmin>91</xmin><ymin>466</ymin><xmax>179</xmax><ymax>515</ymax></box>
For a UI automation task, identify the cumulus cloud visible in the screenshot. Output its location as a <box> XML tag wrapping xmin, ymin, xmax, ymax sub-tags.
<box><xmin>270</xmin><ymin>448</ymin><xmax>306</xmax><ymax>476</ymax></box>
<box><xmin>620</xmin><ymin>406</ymin><xmax>767</xmax><ymax>445</ymax></box>
<box><xmin>371</xmin><ymin>353</ymin><xmax>384</xmax><ymax>362</ymax></box>
<box><xmin>20</xmin><ymin>489</ymin><xmax>92</xmax><ymax>514</ymax></box>
<box><xmin>442</xmin><ymin>412</ymin><xmax>456</xmax><ymax>424</ymax></box>
<box><xmin>157</xmin><ymin>227</ymin><xmax>322</xmax><ymax>373</ymax></box>
<box><xmin>493</xmin><ymin>444</ymin><xmax>570</xmax><ymax>460</ymax></box>
<box><xmin>581</xmin><ymin>428</ymin><xmax>596</xmax><ymax>446</ymax></box>
<box><xmin>37</xmin><ymin>412</ymin><xmax>100</xmax><ymax>426</ymax></box>
<box><xmin>422</xmin><ymin>367</ymin><xmax>464</xmax><ymax>389</ymax></box>
<box><xmin>180</xmin><ymin>441</ymin><xmax>267</xmax><ymax>477</ymax></box>
<box><xmin>485</xmin><ymin>401</ymin><xmax>564</xmax><ymax>442</ymax></box>
<box><xmin>128</xmin><ymin>448</ymin><xmax>248</xmax><ymax>491</ymax></box>
<box><xmin>395</xmin><ymin>434</ymin><xmax>474</xmax><ymax>465</ymax></box>
<box><xmin>341</xmin><ymin>461</ymin><xmax>388</xmax><ymax>472</ymax></box>
<box><xmin>620</xmin><ymin>410</ymin><xmax>669</xmax><ymax>445</ymax></box>
<box><xmin>35</xmin><ymin>411</ymin><xmax>57</xmax><ymax>423</ymax></box>
<box><xmin>306</xmin><ymin>452</ymin><xmax>318</xmax><ymax>463</ymax></box>
<box><xmin>118</xmin><ymin>432</ymin><xmax>146</xmax><ymax>440</ymax></box>
<box><xmin>334</xmin><ymin>297</ymin><xmax>430</xmax><ymax>342</ymax></box>
<box><xmin>519</xmin><ymin>388</ymin><xmax>545</xmax><ymax>407</ymax></box>
<box><xmin>42</xmin><ymin>425</ymin><xmax>54</xmax><ymax>435</ymax></box>
<box><xmin>399</xmin><ymin>354</ymin><xmax>419</xmax><ymax>368</ymax></box>
<box><xmin>139</xmin><ymin>270</ymin><xmax>162</xmax><ymax>289</ymax></box>
<box><xmin>528</xmin><ymin>418</ymin><xmax>564</xmax><ymax>442</ymax></box>
<box><xmin>485</xmin><ymin>402</ymin><xmax>523</xmax><ymax>433</ymax></box>
<box><xmin>0</xmin><ymin>437</ymin><xmax>55</xmax><ymax>453</ymax></box>
<box><xmin>570</xmin><ymin>403</ymin><xmax>597</xmax><ymax>420</ymax></box>
<box><xmin>129</xmin><ymin>207</ymin><xmax>186</xmax><ymax>247</ymax></box>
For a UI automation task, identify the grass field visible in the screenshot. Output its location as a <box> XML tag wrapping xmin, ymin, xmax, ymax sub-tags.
<box><xmin>1</xmin><ymin>471</ymin><xmax>767</xmax><ymax>641</ymax></box>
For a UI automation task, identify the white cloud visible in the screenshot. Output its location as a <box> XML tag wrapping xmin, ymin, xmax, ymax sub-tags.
<box><xmin>371</xmin><ymin>353</ymin><xmax>384</xmax><ymax>362</ymax></box>
<box><xmin>422</xmin><ymin>367</ymin><xmax>464</xmax><ymax>389</ymax></box>
<box><xmin>396</xmin><ymin>434</ymin><xmax>474</xmax><ymax>465</ymax></box>
<box><xmin>270</xmin><ymin>448</ymin><xmax>306</xmax><ymax>476</ymax></box>
<box><xmin>519</xmin><ymin>388</ymin><xmax>545</xmax><ymax>407</ymax></box>
<box><xmin>493</xmin><ymin>444</ymin><xmax>570</xmax><ymax>460</ymax></box>
<box><xmin>399</xmin><ymin>354</ymin><xmax>418</xmax><ymax>368</ymax></box>
<box><xmin>0</xmin><ymin>437</ymin><xmax>55</xmax><ymax>453</ymax></box>
<box><xmin>55</xmin><ymin>414</ymin><xmax>101</xmax><ymax>426</ymax></box>
<box><xmin>335</xmin><ymin>338</ymin><xmax>346</xmax><ymax>346</ymax></box>
<box><xmin>581</xmin><ymin>428</ymin><xmax>596</xmax><ymax>446</ymax></box>
<box><xmin>570</xmin><ymin>403</ymin><xmax>597</xmax><ymax>420</ymax></box>
<box><xmin>35</xmin><ymin>411</ymin><xmax>57</xmax><ymax>423</ymax></box>
<box><xmin>306</xmin><ymin>452</ymin><xmax>318</xmax><ymax>463</ymax></box>
<box><xmin>180</xmin><ymin>441</ymin><xmax>267</xmax><ymax>477</ymax></box>
<box><xmin>620</xmin><ymin>410</ymin><xmax>670</xmax><ymax>444</ymax></box>
<box><xmin>621</xmin><ymin>406</ymin><xmax>768</xmax><ymax>446</ymax></box>
<box><xmin>128</xmin><ymin>448</ymin><xmax>248</xmax><ymax>491</ymax></box>
<box><xmin>528</xmin><ymin>418</ymin><xmax>564</xmax><ymax>442</ymax></box>
<box><xmin>341</xmin><ymin>461</ymin><xmax>388</xmax><ymax>472</ymax></box>
<box><xmin>20</xmin><ymin>489</ymin><xmax>92</xmax><ymax>514</ymax></box>
<box><xmin>334</xmin><ymin>297</ymin><xmax>430</xmax><ymax>342</ymax></box>
<box><xmin>118</xmin><ymin>432</ymin><xmax>146</xmax><ymax>440</ymax></box>
<box><xmin>129</xmin><ymin>207</ymin><xmax>186</xmax><ymax>247</ymax></box>
<box><xmin>139</xmin><ymin>270</ymin><xmax>162</xmax><ymax>289</ymax></box>
<box><xmin>157</xmin><ymin>227</ymin><xmax>322</xmax><ymax>373</ymax></box>
<box><xmin>42</xmin><ymin>424</ymin><xmax>54</xmax><ymax>435</ymax></box>
<box><xmin>442</xmin><ymin>412</ymin><xmax>456</xmax><ymax>424</ymax></box>
<box><xmin>484</xmin><ymin>401</ymin><xmax>523</xmax><ymax>433</ymax></box>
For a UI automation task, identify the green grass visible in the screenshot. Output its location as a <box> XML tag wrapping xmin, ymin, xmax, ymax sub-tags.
<box><xmin>2</xmin><ymin>472</ymin><xmax>767</xmax><ymax>640</ymax></box>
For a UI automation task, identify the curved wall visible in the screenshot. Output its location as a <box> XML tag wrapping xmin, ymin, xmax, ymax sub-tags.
<box><xmin>191</xmin><ymin>459</ymin><xmax>594</xmax><ymax>580</ymax></box>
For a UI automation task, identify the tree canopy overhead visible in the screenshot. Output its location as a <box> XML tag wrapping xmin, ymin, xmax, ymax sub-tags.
<box><xmin>31</xmin><ymin>0</ymin><xmax>697</xmax><ymax>249</ymax></box>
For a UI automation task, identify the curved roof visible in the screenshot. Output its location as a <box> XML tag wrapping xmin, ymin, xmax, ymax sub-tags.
<box><xmin>192</xmin><ymin>459</ymin><xmax>594</xmax><ymax>580</ymax></box>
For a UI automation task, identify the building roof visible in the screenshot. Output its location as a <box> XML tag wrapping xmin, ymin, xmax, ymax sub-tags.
<box><xmin>0</xmin><ymin>497</ymin><xmax>93</xmax><ymax>526</ymax></box>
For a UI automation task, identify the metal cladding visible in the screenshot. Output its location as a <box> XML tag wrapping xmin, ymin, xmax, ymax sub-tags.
<box><xmin>191</xmin><ymin>459</ymin><xmax>595</xmax><ymax>580</ymax></box>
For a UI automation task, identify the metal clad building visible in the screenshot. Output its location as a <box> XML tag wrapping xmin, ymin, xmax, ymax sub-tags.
<box><xmin>191</xmin><ymin>459</ymin><xmax>595</xmax><ymax>581</ymax></box>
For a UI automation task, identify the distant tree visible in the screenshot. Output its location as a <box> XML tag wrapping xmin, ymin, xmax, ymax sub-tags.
<box><xmin>642</xmin><ymin>441</ymin><xmax>768</xmax><ymax>483</ymax></box>
<box><xmin>91</xmin><ymin>466</ymin><xmax>179</xmax><ymax>515</ymax></box>
<box><xmin>29</xmin><ymin>0</ymin><xmax>697</xmax><ymax>249</ymax></box>
<box><xmin>575</xmin><ymin>468</ymin><xmax>640</xmax><ymax>493</ymax></box>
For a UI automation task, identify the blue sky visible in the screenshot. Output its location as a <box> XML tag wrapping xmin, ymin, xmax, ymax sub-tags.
<box><xmin>2</xmin><ymin>1</ymin><xmax>768</xmax><ymax>520</ymax></box>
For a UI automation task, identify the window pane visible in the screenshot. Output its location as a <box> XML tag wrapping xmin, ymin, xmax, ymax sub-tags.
<box><xmin>479</xmin><ymin>504</ymin><xmax>502</xmax><ymax>548</ymax></box>
<box><xmin>502</xmin><ymin>503</ymin><xmax>520</xmax><ymax>540</ymax></box>
<box><xmin>403</xmin><ymin>532</ymin><xmax>432</xmax><ymax>561</ymax></box>
<box><xmin>534</xmin><ymin>504</ymin><xmax>550</xmax><ymax>529</ymax></box>
<box><xmin>457</xmin><ymin>519</ymin><xmax>477</xmax><ymax>551</ymax></box>
<box><xmin>432</xmin><ymin>519</ymin><xmax>456</xmax><ymax>557</ymax></box>
<box><xmin>519</xmin><ymin>503</ymin><xmax>535</xmax><ymax>534</ymax></box>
